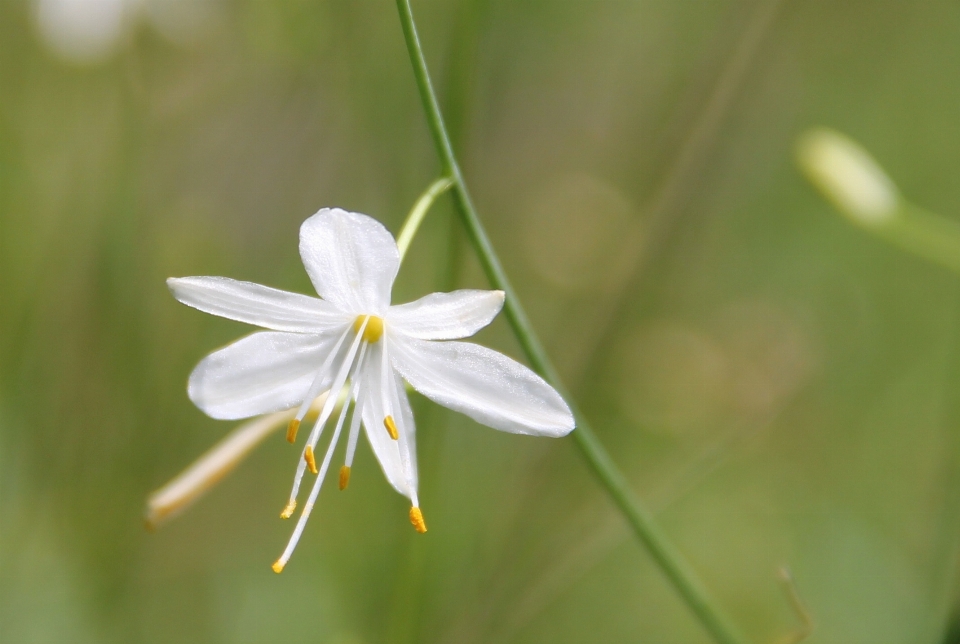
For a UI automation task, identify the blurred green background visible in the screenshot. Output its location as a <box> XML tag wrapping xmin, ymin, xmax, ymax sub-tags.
<box><xmin>4</xmin><ymin>0</ymin><xmax>960</xmax><ymax>642</ymax></box>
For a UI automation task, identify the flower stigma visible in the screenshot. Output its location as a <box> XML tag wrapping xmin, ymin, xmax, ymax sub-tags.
<box><xmin>353</xmin><ymin>314</ymin><xmax>384</xmax><ymax>343</ymax></box>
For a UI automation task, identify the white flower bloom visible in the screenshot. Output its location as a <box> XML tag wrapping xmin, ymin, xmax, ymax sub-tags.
<box><xmin>168</xmin><ymin>208</ymin><xmax>575</xmax><ymax>571</ymax></box>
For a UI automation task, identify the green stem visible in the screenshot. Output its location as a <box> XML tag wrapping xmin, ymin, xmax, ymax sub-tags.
<box><xmin>394</xmin><ymin>2</ymin><xmax>750</xmax><ymax>643</ymax></box>
<box><xmin>397</xmin><ymin>177</ymin><xmax>454</xmax><ymax>262</ymax></box>
<box><xmin>871</xmin><ymin>202</ymin><xmax>960</xmax><ymax>274</ymax></box>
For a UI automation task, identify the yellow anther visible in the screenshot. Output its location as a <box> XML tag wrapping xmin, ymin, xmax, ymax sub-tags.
<box><xmin>271</xmin><ymin>560</ymin><xmax>285</xmax><ymax>574</ymax></box>
<box><xmin>384</xmin><ymin>415</ymin><xmax>399</xmax><ymax>440</ymax></box>
<box><xmin>339</xmin><ymin>465</ymin><xmax>351</xmax><ymax>491</ymax></box>
<box><xmin>304</xmin><ymin>446</ymin><xmax>318</xmax><ymax>475</ymax></box>
<box><xmin>409</xmin><ymin>506</ymin><xmax>427</xmax><ymax>533</ymax></box>
<box><xmin>280</xmin><ymin>500</ymin><xmax>297</xmax><ymax>519</ymax></box>
<box><xmin>286</xmin><ymin>419</ymin><xmax>300</xmax><ymax>443</ymax></box>
<box><xmin>352</xmin><ymin>315</ymin><xmax>384</xmax><ymax>343</ymax></box>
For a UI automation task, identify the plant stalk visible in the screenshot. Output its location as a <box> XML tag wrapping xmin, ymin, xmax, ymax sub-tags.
<box><xmin>394</xmin><ymin>2</ymin><xmax>750</xmax><ymax>643</ymax></box>
<box><xmin>397</xmin><ymin>177</ymin><xmax>454</xmax><ymax>262</ymax></box>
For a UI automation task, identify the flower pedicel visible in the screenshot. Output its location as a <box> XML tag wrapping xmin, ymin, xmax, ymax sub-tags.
<box><xmin>165</xmin><ymin>208</ymin><xmax>574</xmax><ymax>571</ymax></box>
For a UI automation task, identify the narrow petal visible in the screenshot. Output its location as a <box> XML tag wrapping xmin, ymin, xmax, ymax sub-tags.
<box><xmin>299</xmin><ymin>208</ymin><xmax>399</xmax><ymax>315</ymax></box>
<box><xmin>387</xmin><ymin>290</ymin><xmax>505</xmax><ymax>340</ymax></box>
<box><xmin>359</xmin><ymin>342</ymin><xmax>411</xmax><ymax>498</ymax></box>
<box><xmin>145</xmin><ymin>393</ymin><xmax>329</xmax><ymax>529</ymax></box>
<box><xmin>393</xmin><ymin>370</ymin><xmax>419</xmax><ymax>496</ymax></box>
<box><xmin>188</xmin><ymin>330</ymin><xmax>346</xmax><ymax>419</ymax></box>
<box><xmin>168</xmin><ymin>276</ymin><xmax>348</xmax><ymax>332</ymax></box>
<box><xmin>390</xmin><ymin>337</ymin><xmax>575</xmax><ymax>437</ymax></box>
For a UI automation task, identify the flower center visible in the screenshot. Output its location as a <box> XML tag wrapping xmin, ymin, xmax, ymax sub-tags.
<box><xmin>352</xmin><ymin>314</ymin><xmax>384</xmax><ymax>343</ymax></box>
<box><xmin>273</xmin><ymin>310</ymin><xmax>425</xmax><ymax>574</ymax></box>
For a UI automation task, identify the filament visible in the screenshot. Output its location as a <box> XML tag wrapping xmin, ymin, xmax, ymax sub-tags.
<box><xmin>344</xmin><ymin>366</ymin><xmax>366</xmax><ymax>469</ymax></box>
<box><xmin>273</xmin><ymin>375</ymin><xmax>355</xmax><ymax>572</ymax></box>
<box><xmin>289</xmin><ymin>324</ymin><xmax>354</xmax><ymax>437</ymax></box>
<box><xmin>286</xmin><ymin>318</ymin><xmax>368</xmax><ymax>509</ymax></box>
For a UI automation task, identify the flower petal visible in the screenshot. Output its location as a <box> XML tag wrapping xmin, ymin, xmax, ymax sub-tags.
<box><xmin>188</xmin><ymin>330</ymin><xmax>344</xmax><ymax>420</ymax></box>
<box><xmin>387</xmin><ymin>290</ymin><xmax>505</xmax><ymax>340</ymax></box>
<box><xmin>145</xmin><ymin>394</ymin><xmax>331</xmax><ymax>530</ymax></box>
<box><xmin>359</xmin><ymin>342</ymin><xmax>412</xmax><ymax>498</ymax></box>
<box><xmin>390</xmin><ymin>337</ymin><xmax>575</xmax><ymax>437</ymax></box>
<box><xmin>299</xmin><ymin>208</ymin><xmax>399</xmax><ymax>315</ymax></box>
<box><xmin>168</xmin><ymin>276</ymin><xmax>348</xmax><ymax>332</ymax></box>
<box><xmin>394</xmin><ymin>372</ymin><xmax>419</xmax><ymax>495</ymax></box>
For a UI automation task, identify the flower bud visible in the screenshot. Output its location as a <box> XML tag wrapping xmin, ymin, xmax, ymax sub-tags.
<box><xmin>797</xmin><ymin>128</ymin><xmax>899</xmax><ymax>225</ymax></box>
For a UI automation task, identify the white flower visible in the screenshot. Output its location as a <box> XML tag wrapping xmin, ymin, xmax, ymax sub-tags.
<box><xmin>168</xmin><ymin>208</ymin><xmax>575</xmax><ymax>571</ymax></box>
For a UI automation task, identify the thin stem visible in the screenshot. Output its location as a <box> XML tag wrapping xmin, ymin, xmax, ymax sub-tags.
<box><xmin>796</xmin><ymin>127</ymin><xmax>960</xmax><ymax>273</ymax></box>
<box><xmin>397</xmin><ymin>176</ymin><xmax>454</xmax><ymax>262</ymax></box>
<box><xmin>870</xmin><ymin>202</ymin><xmax>960</xmax><ymax>274</ymax></box>
<box><xmin>394</xmin><ymin>2</ymin><xmax>750</xmax><ymax>643</ymax></box>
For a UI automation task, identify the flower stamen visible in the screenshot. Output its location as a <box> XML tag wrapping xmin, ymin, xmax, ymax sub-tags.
<box><xmin>342</xmin><ymin>378</ymin><xmax>365</xmax><ymax>486</ymax></box>
<box><xmin>286</xmin><ymin>419</ymin><xmax>300</xmax><ymax>444</ymax></box>
<box><xmin>275</xmin><ymin>336</ymin><xmax>370</xmax><ymax>570</ymax></box>
<box><xmin>409</xmin><ymin>506</ymin><xmax>427</xmax><ymax>533</ymax></box>
<box><xmin>288</xmin><ymin>324</ymin><xmax>354</xmax><ymax>440</ymax></box>
<box><xmin>285</xmin><ymin>320</ymin><xmax>368</xmax><ymax>509</ymax></box>
<box><xmin>304</xmin><ymin>445</ymin><xmax>318</xmax><ymax>475</ymax></box>
<box><xmin>280</xmin><ymin>500</ymin><xmax>296</xmax><ymax>519</ymax></box>
<box><xmin>274</xmin><ymin>381</ymin><xmax>355</xmax><ymax>571</ymax></box>
<box><xmin>384</xmin><ymin>415</ymin><xmax>399</xmax><ymax>440</ymax></box>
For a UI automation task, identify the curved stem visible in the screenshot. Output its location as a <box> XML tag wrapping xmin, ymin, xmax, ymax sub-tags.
<box><xmin>866</xmin><ymin>202</ymin><xmax>960</xmax><ymax>274</ymax></box>
<box><xmin>397</xmin><ymin>176</ymin><xmax>454</xmax><ymax>262</ymax></box>
<box><xmin>394</xmin><ymin>2</ymin><xmax>750</xmax><ymax>643</ymax></box>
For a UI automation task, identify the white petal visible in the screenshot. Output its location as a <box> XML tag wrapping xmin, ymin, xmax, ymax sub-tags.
<box><xmin>299</xmin><ymin>208</ymin><xmax>399</xmax><ymax>315</ymax></box>
<box><xmin>390</xmin><ymin>337</ymin><xmax>575</xmax><ymax>437</ymax></box>
<box><xmin>188</xmin><ymin>330</ymin><xmax>344</xmax><ymax>420</ymax></box>
<box><xmin>359</xmin><ymin>342</ymin><xmax>411</xmax><ymax>498</ymax></box>
<box><xmin>387</xmin><ymin>290</ymin><xmax>505</xmax><ymax>340</ymax></box>
<box><xmin>168</xmin><ymin>276</ymin><xmax>348</xmax><ymax>332</ymax></box>
<box><xmin>145</xmin><ymin>394</ymin><xmax>331</xmax><ymax>529</ymax></box>
<box><xmin>146</xmin><ymin>411</ymin><xmax>288</xmax><ymax>528</ymax></box>
<box><xmin>394</xmin><ymin>370</ymin><xmax>419</xmax><ymax>496</ymax></box>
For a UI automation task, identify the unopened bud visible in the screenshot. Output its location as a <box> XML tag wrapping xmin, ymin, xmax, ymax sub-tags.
<box><xmin>797</xmin><ymin>128</ymin><xmax>898</xmax><ymax>225</ymax></box>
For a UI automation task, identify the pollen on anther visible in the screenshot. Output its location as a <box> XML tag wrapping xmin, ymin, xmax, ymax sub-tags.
<box><xmin>272</xmin><ymin>560</ymin><xmax>285</xmax><ymax>574</ymax></box>
<box><xmin>339</xmin><ymin>465</ymin><xmax>351</xmax><ymax>490</ymax></box>
<box><xmin>384</xmin><ymin>415</ymin><xmax>399</xmax><ymax>440</ymax></box>
<box><xmin>286</xmin><ymin>419</ymin><xmax>300</xmax><ymax>443</ymax></box>
<box><xmin>409</xmin><ymin>506</ymin><xmax>427</xmax><ymax>533</ymax></box>
<box><xmin>280</xmin><ymin>500</ymin><xmax>297</xmax><ymax>519</ymax></box>
<box><xmin>304</xmin><ymin>446</ymin><xmax>318</xmax><ymax>475</ymax></box>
